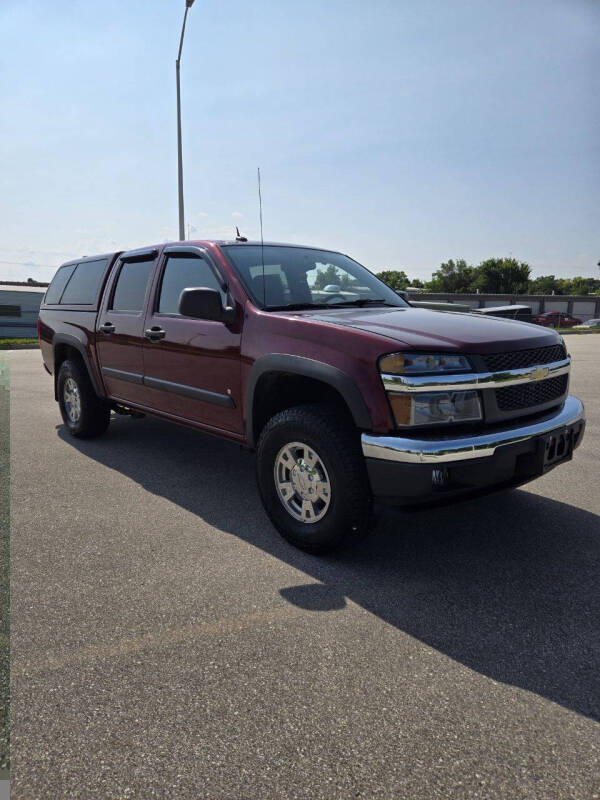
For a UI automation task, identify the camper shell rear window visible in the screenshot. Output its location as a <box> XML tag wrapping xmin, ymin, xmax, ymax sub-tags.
<box><xmin>44</xmin><ymin>257</ymin><xmax>112</xmax><ymax>306</ymax></box>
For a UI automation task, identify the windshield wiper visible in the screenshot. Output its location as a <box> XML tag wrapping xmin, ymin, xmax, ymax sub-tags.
<box><xmin>266</xmin><ymin>303</ymin><xmax>332</xmax><ymax>311</ymax></box>
<box><xmin>326</xmin><ymin>298</ymin><xmax>399</xmax><ymax>308</ymax></box>
<box><xmin>265</xmin><ymin>299</ymin><xmax>400</xmax><ymax>312</ymax></box>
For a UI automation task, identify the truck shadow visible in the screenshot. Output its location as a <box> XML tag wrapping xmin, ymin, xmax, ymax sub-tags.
<box><xmin>58</xmin><ymin>415</ymin><xmax>599</xmax><ymax>722</ymax></box>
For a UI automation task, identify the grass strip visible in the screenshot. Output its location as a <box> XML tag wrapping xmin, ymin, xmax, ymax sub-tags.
<box><xmin>558</xmin><ymin>327</ymin><xmax>600</xmax><ymax>335</ymax></box>
<box><xmin>0</xmin><ymin>339</ymin><xmax>38</xmax><ymax>349</ymax></box>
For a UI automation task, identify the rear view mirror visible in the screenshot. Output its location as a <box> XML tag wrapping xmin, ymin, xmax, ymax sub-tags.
<box><xmin>178</xmin><ymin>287</ymin><xmax>225</xmax><ymax>321</ymax></box>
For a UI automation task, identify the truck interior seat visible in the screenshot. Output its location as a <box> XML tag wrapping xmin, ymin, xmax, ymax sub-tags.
<box><xmin>252</xmin><ymin>274</ymin><xmax>286</xmax><ymax>306</ymax></box>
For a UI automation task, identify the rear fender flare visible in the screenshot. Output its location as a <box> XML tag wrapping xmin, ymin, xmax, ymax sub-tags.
<box><xmin>52</xmin><ymin>333</ymin><xmax>103</xmax><ymax>400</ymax></box>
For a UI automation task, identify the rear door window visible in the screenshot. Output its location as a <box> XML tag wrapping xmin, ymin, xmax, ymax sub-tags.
<box><xmin>110</xmin><ymin>259</ymin><xmax>155</xmax><ymax>313</ymax></box>
<box><xmin>60</xmin><ymin>258</ymin><xmax>110</xmax><ymax>305</ymax></box>
<box><xmin>44</xmin><ymin>264</ymin><xmax>76</xmax><ymax>304</ymax></box>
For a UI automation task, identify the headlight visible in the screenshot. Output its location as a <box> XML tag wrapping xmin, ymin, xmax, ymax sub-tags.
<box><xmin>388</xmin><ymin>390</ymin><xmax>482</xmax><ymax>427</ymax></box>
<box><xmin>380</xmin><ymin>352</ymin><xmax>471</xmax><ymax>374</ymax></box>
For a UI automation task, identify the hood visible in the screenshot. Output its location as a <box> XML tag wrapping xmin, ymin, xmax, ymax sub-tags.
<box><xmin>282</xmin><ymin>306</ymin><xmax>561</xmax><ymax>353</ymax></box>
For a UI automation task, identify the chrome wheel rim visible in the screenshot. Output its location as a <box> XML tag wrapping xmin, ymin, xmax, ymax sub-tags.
<box><xmin>274</xmin><ymin>441</ymin><xmax>331</xmax><ymax>524</ymax></box>
<box><xmin>63</xmin><ymin>377</ymin><xmax>81</xmax><ymax>424</ymax></box>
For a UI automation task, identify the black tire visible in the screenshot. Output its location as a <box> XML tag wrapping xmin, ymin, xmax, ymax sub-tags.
<box><xmin>256</xmin><ymin>404</ymin><xmax>374</xmax><ymax>553</ymax></box>
<box><xmin>57</xmin><ymin>359</ymin><xmax>111</xmax><ymax>438</ymax></box>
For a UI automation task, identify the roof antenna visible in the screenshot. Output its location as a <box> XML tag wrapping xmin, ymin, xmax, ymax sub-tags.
<box><xmin>235</xmin><ymin>226</ymin><xmax>247</xmax><ymax>242</ymax></box>
<box><xmin>258</xmin><ymin>166</ymin><xmax>265</xmax><ymax>306</ymax></box>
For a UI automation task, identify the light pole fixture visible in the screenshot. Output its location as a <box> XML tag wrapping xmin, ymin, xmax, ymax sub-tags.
<box><xmin>176</xmin><ymin>0</ymin><xmax>196</xmax><ymax>240</ymax></box>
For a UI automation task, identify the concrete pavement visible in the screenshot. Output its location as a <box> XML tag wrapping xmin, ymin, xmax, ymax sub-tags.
<box><xmin>10</xmin><ymin>338</ymin><xmax>600</xmax><ymax>799</ymax></box>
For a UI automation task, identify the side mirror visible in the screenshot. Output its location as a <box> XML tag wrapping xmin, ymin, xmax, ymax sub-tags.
<box><xmin>396</xmin><ymin>290</ymin><xmax>409</xmax><ymax>302</ymax></box>
<box><xmin>178</xmin><ymin>287</ymin><xmax>226</xmax><ymax>321</ymax></box>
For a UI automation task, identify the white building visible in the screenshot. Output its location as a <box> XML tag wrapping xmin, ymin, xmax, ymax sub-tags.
<box><xmin>0</xmin><ymin>284</ymin><xmax>47</xmax><ymax>338</ymax></box>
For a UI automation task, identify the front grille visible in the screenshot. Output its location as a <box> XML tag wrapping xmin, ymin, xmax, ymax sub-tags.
<box><xmin>483</xmin><ymin>343</ymin><xmax>566</xmax><ymax>372</ymax></box>
<box><xmin>495</xmin><ymin>374</ymin><xmax>568</xmax><ymax>411</ymax></box>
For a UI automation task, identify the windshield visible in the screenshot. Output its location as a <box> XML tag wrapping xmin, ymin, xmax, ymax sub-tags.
<box><xmin>221</xmin><ymin>245</ymin><xmax>407</xmax><ymax>310</ymax></box>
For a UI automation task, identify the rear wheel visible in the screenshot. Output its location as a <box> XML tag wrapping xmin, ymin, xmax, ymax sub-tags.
<box><xmin>57</xmin><ymin>359</ymin><xmax>110</xmax><ymax>438</ymax></box>
<box><xmin>256</xmin><ymin>404</ymin><xmax>374</xmax><ymax>553</ymax></box>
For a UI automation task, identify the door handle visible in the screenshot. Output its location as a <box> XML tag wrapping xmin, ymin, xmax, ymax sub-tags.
<box><xmin>99</xmin><ymin>322</ymin><xmax>116</xmax><ymax>334</ymax></box>
<box><xmin>144</xmin><ymin>326</ymin><xmax>166</xmax><ymax>342</ymax></box>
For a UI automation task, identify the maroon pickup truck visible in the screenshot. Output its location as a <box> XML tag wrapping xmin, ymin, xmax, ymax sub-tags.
<box><xmin>38</xmin><ymin>240</ymin><xmax>585</xmax><ymax>552</ymax></box>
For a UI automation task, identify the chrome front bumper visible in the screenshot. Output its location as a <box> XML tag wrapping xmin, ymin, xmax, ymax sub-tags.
<box><xmin>361</xmin><ymin>395</ymin><xmax>585</xmax><ymax>465</ymax></box>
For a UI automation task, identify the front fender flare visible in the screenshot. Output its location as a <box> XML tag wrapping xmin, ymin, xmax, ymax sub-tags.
<box><xmin>245</xmin><ymin>354</ymin><xmax>372</xmax><ymax>448</ymax></box>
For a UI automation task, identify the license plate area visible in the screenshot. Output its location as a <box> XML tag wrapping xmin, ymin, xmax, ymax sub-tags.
<box><xmin>542</xmin><ymin>428</ymin><xmax>573</xmax><ymax>470</ymax></box>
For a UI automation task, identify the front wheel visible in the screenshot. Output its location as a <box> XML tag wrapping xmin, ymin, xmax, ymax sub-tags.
<box><xmin>57</xmin><ymin>359</ymin><xmax>111</xmax><ymax>438</ymax></box>
<box><xmin>256</xmin><ymin>404</ymin><xmax>374</xmax><ymax>553</ymax></box>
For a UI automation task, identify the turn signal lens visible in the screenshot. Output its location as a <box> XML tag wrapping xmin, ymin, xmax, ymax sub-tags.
<box><xmin>388</xmin><ymin>393</ymin><xmax>412</xmax><ymax>425</ymax></box>
<box><xmin>380</xmin><ymin>352</ymin><xmax>471</xmax><ymax>375</ymax></box>
<box><xmin>379</xmin><ymin>353</ymin><xmax>405</xmax><ymax>374</ymax></box>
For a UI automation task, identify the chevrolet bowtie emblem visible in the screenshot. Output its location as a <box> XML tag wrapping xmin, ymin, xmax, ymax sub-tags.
<box><xmin>530</xmin><ymin>365</ymin><xmax>549</xmax><ymax>381</ymax></box>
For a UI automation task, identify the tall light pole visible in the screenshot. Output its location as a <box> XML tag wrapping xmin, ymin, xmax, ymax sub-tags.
<box><xmin>176</xmin><ymin>0</ymin><xmax>196</xmax><ymax>241</ymax></box>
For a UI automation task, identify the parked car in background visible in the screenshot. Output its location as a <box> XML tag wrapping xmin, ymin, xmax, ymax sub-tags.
<box><xmin>573</xmin><ymin>318</ymin><xmax>600</xmax><ymax>330</ymax></box>
<box><xmin>472</xmin><ymin>305</ymin><xmax>533</xmax><ymax>323</ymax></box>
<box><xmin>407</xmin><ymin>300</ymin><xmax>473</xmax><ymax>313</ymax></box>
<box><xmin>532</xmin><ymin>310</ymin><xmax>582</xmax><ymax>328</ymax></box>
<box><xmin>395</xmin><ymin>291</ymin><xmax>472</xmax><ymax>313</ymax></box>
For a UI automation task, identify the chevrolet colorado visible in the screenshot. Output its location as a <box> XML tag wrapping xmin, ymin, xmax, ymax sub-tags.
<box><xmin>38</xmin><ymin>241</ymin><xmax>585</xmax><ymax>552</ymax></box>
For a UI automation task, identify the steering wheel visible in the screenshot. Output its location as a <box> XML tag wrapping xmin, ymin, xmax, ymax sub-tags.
<box><xmin>323</xmin><ymin>293</ymin><xmax>346</xmax><ymax>304</ymax></box>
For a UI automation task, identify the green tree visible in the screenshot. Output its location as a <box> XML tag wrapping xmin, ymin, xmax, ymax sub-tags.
<box><xmin>376</xmin><ymin>270</ymin><xmax>410</xmax><ymax>290</ymax></box>
<box><xmin>474</xmin><ymin>258</ymin><xmax>531</xmax><ymax>294</ymax></box>
<box><xmin>313</xmin><ymin>264</ymin><xmax>342</xmax><ymax>290</ymax></box>
<box><xmin>338</xmin><ymin>272</ymin><xmax>359</xmax><ymax>290</ymax></box>
<box><xmin>425</xmin><ymin>259</ymin><xmax>476</xmax><ymax>293</ymax></box>
<box><xmin>528</xmin><ymin>275</ymin><xmax>561</xmax><ymax>295</ymax></box>
<box><xmin>557</xmin><ymin>276</ymin><xmax>600</xmax><ymax>295</ymax></box>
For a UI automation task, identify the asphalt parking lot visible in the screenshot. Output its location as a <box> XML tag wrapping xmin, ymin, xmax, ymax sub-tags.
<box><xmin>9</xmin><ymin>338</ymin><xmax>600</xmax><ymax>799</ymax></box>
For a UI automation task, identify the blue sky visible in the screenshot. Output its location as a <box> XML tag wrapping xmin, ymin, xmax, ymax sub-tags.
<box><xmin>1</xmin><ymin>0</ymin><xmax>598</xmax><ymax>282</ymax></box>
